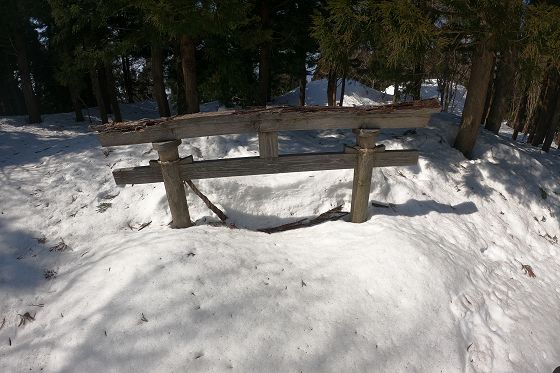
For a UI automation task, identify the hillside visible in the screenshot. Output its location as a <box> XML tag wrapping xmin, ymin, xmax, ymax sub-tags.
<box><xmin>1</xmin><ymin>81</ymin><xmax>559</xmax><ymax>373</ymax></box>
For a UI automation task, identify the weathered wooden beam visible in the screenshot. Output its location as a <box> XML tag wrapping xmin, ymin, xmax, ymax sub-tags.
<box><xmin>112</xmin><ymin>150</ymin><xmax>418</xmax><ymax>185</ymax></box>
<box><xmin>152</xmin><ymin>140</ymin><xmax>192</xmax><ymax>228</ymax></box>
<box><xmin>94</xmin><ymin>100</ymin><xmax>440</xmax><ymax>147</ymax></box>
<box><xmin>258</xmin><ymin>131</ymin><xmax>279</xmax><ymax>158</ymax></box>
<box><xmin>350</xmin><ymin>129</ymin><xmax>379</xmax><ymax>223</ymax></box>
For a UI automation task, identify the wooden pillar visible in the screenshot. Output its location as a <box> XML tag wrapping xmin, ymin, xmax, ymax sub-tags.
<box><xmin>258</xmin><ymin>131</ymin><xmax>279</xmax><ymax>158</ymax></box>
<box><xmin>153</xmin><ymin>140</ymin><xmax>193</xmax><ymax>228</ymax></box>
<box><xmin>350</xmin><ymin>129</ymin><xmax>379</xmax><ymax>223</ymax></box>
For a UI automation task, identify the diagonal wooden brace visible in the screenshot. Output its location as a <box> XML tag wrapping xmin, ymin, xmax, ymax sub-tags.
<box><xmin>152</xmin><ymin>140</ymin><xmax>193</xmax><ymax>228</ymax></box>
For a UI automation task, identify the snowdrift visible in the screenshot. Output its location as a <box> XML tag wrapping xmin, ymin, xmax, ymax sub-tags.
<box><xmin>0</xmin><ymin>80</ymin><xmax>559</xmax><ymax>373</ymax></box>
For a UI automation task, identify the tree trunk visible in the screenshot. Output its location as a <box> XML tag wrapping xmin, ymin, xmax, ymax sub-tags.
<box><xmin>339</xmin><ymin>74</ymin><xmax>346</xmax><ymax>106</ymax></box>
<box><xmin>485</xmin><ymin>50</ymin><xmax>514</xmax><ymax>134</ymax></box>
<box><xmin>1</xmin><ymin>71</ymin><xmax>25</xmax><ymax>115</ymax></box>
<box><xmin>175</xmin><ymin>48</ymin><xmax>186</xmax><ymax>115</ymax></box>
<box><xmin>481</xmin><ymin>57</ymin><xmax>496</xmax><ymax>125</ymax></box>
<box><xmin>392</xmin><ymin>82</ymin><xmax>400</xmax><ymax>104</ymax></box>
<box><xmin>542</xmin><ymin>91</ymin><xmax>560</xmax><ymax>152</ymax></box>
<box><xmin>104</xmin><ymin>59</ymin><xmax>122</xmax><ymax>122</ymax></box>
<box><xmin>512</xmin><ymin>91</ymin><xmax>528</xmax><ymax>141</ymax></box>
<box><xmin>151</xmin><ymin>45</ymin><xmax>171</xmax><ymax>117</ymax></box>
<box><xmin>299</xmin><ymin>77</ymin><xmax>306</xmax><ymax>107</ymax></box>
<box><xmin>121</xmin><ymin>55</ymin><xmax>134</xmax><ymax>104</ymax></box>
<box><xmin>411</xmin><ymin>61</ymin><xmax>423</xmax><ymax>101</ymax></box>
<box><xmin>179</xmin><ymin>34</ymin><xmax>199</xmax><ymax>114</ymax></box>
<box><xmin>90</xmin><ymin>67</ymin><xmax>108</xmax><ymax>124</ymax></box>
<box><xmin>454</xmin><ymin>38</ymin><xmax>495</xmax><ymax>157</ymax></box>
<box><xmin>257</xmin><ymin>0</ymin><xmax>272</xmax><ymax>106</ymax></box>
<box><xmin>327</xmin><ymin>69</ymin><xmax>337</xmax><ymax>107</ymax></box>
<box><xmin>13</xmin><ymin>32</ymin><xmax>41</xmax><ymax>123</ymax></box>
<box><xmin>69</xmin><ymin>85</ymin><xmax>84</xmax><ymax>122</ymax></box>
<box><xmin>531</xmin><ymin>67</ymin><xmax>560</xmax><ymax>146</ymax></box>
<box><xmin>298</xmin><ymin>57</ymin><xmax>306</xmax><ymax>106</ymax></box>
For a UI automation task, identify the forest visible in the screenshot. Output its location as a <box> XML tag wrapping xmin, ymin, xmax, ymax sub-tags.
<box><xmin>1</xmin><ymin>0</ymin><xmax>559</xmax><ymax>157</ymax></box>
<box><xmin>2</xmin><ymin>1</ymin><xmax>560</xmax><ymax>372</ymax></box>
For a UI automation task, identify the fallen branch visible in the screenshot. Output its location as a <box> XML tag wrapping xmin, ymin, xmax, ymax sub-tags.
<box><xmin>184</xmin><ymin>180</ymin><xmax>228</xmax><ymax>223</ymax></box>
<box><xmin>259</xmin><ymin>205</ymin><xmax>348</xmax><ymax>234</ymax></box>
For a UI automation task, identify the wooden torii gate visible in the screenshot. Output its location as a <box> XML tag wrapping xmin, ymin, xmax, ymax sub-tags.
<box><xmin>93</xmin><ymin>99</ymin><xmax>439</xmax><ymax>228</ymax></box>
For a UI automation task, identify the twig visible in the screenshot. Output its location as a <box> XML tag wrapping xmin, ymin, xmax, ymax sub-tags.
<box><xmin>184</xmin><ymin>180</ymin><xmax>228</xmax><ymax>222</ymax></box>
<box><xmin>260</xmin><ymin>205</ymin><xmax>348</xmax><ymax>234</ymax></box>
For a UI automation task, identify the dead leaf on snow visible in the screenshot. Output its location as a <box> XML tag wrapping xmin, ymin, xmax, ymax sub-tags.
<box><xmin>17</xmin><ymin>312</ymin><xmax>35</xmax><ymax>327</ymax></box>
<box><xmin>522</xmin><ymin>264</ymin><xmax>536</xmax><ymax>278</ymax></box>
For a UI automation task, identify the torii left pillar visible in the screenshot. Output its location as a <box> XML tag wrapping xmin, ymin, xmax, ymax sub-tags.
<box><xmin>153</xmin><ymin>140</ymin><xmax>193</xmax><ymax>228</ymax></box>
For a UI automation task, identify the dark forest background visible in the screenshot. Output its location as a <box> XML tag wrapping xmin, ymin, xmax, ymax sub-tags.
<box><xmin>1</xmin><ymin>0</ymin><xmax>559</xmax><ymax>156</ymax></box>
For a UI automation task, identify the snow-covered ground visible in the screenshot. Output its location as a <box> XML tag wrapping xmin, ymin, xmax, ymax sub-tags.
<box><xmin>274</xmin><ymin>78</ymin><xmax>392</xmax><ymax>107</ymax></box>
<box><xmin>1</xmin><ymin>81</ymin><xmax>559</xmax><ymax>373</ymax></box>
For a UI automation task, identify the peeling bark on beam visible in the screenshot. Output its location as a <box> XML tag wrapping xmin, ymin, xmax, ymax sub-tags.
<box><xmin>93</xmin><ymin>99</ymin><xmax>440</xmax><ymax>147</ymax></box>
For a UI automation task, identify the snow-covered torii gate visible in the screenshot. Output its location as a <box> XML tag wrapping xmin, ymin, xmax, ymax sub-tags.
<box><xmin>93</xmin><ymin>99</ymin><xmax>440</xmax><ymax>228</ymax></box>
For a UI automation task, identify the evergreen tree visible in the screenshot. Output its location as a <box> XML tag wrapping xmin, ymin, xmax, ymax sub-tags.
<box><xmin>0</xmin><ymin>0</ymin><xmax>44</xmax><ymax>123</ymax></box>
<box><xmin>139</xmin><ymin>0</ymin><xmax>249</xmax><ymax>113</ymax></box>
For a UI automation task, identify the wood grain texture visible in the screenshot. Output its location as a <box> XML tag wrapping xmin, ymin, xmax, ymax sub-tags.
<box><xmin>258</xmin><ymin>131</ymin><xmax>279</xmax><ymax>158</ymax></box>
<box><xmin>350</xmin><ymin>131</ymin><xmax>379</xmax><ymax>223</ymax></box>
<box><xmin>94</xmin><ymin>100</ymin><xmax>440</xmax><ymax>146</ymax></box>
<box><xmin>112</xmin><ymin>150</ymin><xmax>418</xmax><ymax>185</ymax></box>
<box><xmin>153</xmin><ymin>141</ymin><xmax>192</xmax><ymax>228</ymax></box>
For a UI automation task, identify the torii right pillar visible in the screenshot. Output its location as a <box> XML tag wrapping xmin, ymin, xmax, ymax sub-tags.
<box><xmin>349</xmin><ymin>129</ymin><xmax>385</xmax><ymax>223</ymax></box>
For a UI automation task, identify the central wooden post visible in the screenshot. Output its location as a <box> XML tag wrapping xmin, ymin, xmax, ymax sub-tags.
<box><xmin>153</xmin><ymin>140</ymin><xmax>193</xmax><ymax>228</ymax></box>
<box><xmin>350</xmin><ymin>129</ymin><xmax>379</xmax><ymax>223</ymax></box>
<box><xmin>258</xmin><ymin>131</ymin><xmax>279</xmax><ymax>158</ymax></box>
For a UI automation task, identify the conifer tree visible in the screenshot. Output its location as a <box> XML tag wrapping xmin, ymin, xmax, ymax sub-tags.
<box><xmin>139</xmin><ymin>0</ymin><xmax>248</xmax><ymax>113</ymax></box>
<box><xmin>0</xmin><ymin>0</ymin><xmax>43</xmax><ymax>123</ymax></box>
<box><xmin>446</xmin><ymin>0</ymin><xmax>523</xmax><ymax>157</ymax></box>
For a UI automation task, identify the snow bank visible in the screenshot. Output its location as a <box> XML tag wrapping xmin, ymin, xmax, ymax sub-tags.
<box><xmin>273</xmin><ymin>78</ymin><xmax>391</xmax><ymax>107</ymax></box>
<box><xmin>1</xmin><ymin>85</ymin><xmax>559</xmax><ymax>372</ymax></box>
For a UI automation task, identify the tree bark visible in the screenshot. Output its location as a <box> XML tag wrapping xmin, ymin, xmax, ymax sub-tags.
<box><xmin>104</xmin><ymin>59</ymin><xmax>122</xmax><ymax>122</ymax></box>
<box><xmin>175</xmin><ymin>48</ymin><xmax>186</xmax><ymax>115</ymax></box>
<box><xmin>512</xmin><ymin>91</ymin><xmax>528</xmax><ymax>141</ymax></box>
<box><xmin>542</xmin><ymin>99</ymin><xmax>559</xmax><ymax>152</ymax></box>
<box><xmin>257</xmin><ymin>0</ymin><xmax>271</xmax><ymax>106</ymax></box>
<box><xmin>411</xmin><ymin>61</ymin><xmax>423</xmax><ymax>101</ymax></box>
<box><xmin>90</xmin><ymin>67</ymin><xmax>108</xmax><ymax>124</ymax></box>
<box><xmin>151</xmin><ymin>45</ymin><xmax>171</xmax><ymax>117</ymax></box>
<box><xmin>454</xmin><ymin>38</ymin><xmax>495</xmax><ymax>157</ymax></box>
<box><xmin>481</xmin><ymin>56</ymin><xmax>496</xmax><ymax>125</ymax></box>
<box><xmin>327</xmin><ymin>69</ymin><xmax>337</xmax><ymax>107</ymax></box>
<box><xmin>121</xmin><ymin>55</ymin><xmax>134</xmax><ymax>103</ymax></box>
<box><xmin>298</xmin><ymin>58</ymin><xmax>306</xmax><ymax>106</ymax></box>
<box><xmin>392</xmin><ymin>82</ymin><xmax>400</xmax><ymax>104</ymax></box>
<box><xmin>69</xmin><ymin>85</ymin><xmax>84</xmax><ymax>122</ymax></box>
<box><xmin>531</xmin><ymin>67</ymin><xmax>560</xmax><ymax>146</ymax></box>
<box><xmin>339</xmin><ymin>74</ymin><xmax>346</xmax><ymax>106</ymax></box>
<box><xmin>485</xmin><ymin>50</ymin><xmax>514</xmax><ymax>134</ymax></box>
<box><xmin>13</xmin><ymin>32</ymin><xmax>41</xmax><ymax>123</ymax></box>
<box><xmin>179</xmin><ymin>34</ymin><xmax>199</xmax><ymax>114</ymax></box>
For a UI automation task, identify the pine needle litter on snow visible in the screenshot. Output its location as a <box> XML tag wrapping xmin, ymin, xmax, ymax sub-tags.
<box><xmin>49</xmin><ymin>240</ymin><xmax>69</xmax><ymax>252</ymax></box>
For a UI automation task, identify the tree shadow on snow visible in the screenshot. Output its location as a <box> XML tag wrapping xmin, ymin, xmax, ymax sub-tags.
<box><xmin>370</xmin><ymin>199</ymin><xmax>478</xmax><ymax>218</ymax></box>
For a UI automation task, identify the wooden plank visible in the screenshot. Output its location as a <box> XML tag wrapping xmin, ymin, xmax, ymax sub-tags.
<box><xmin>95</xmin><ymin>100</ymin><xmax>440</xmax><ymax>147</ymax></box>
<box><xmin>112</xmin><ymin>150</ymin><xmax>418</xmax><ymax>185</ymax></box>
<box><xmin>258</xmin><ymin>131</ymin><xmax>279</xmax><ymax>158</ymax></box>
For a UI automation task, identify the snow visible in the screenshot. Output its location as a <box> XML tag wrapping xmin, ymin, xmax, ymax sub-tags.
<box><xmin>1</xmin><ymin>80</ymin><xmax>560</xmax><ymax>373</ymax></box>
<box><xmin>273</xmin><ymin>78</ymin><xmax>392</xmax><ymax>106</ymax></box>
